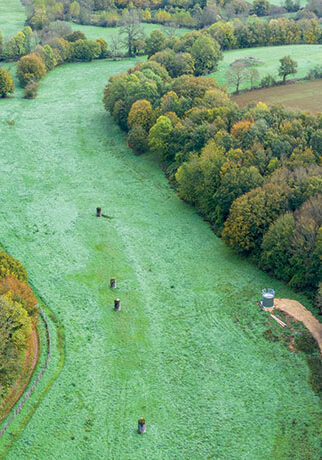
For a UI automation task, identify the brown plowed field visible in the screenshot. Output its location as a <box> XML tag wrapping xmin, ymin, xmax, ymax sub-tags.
<box><xmin>233</xmin><ymin>80</ymin><xmax>322</xmax><ymax>113</ymax></box>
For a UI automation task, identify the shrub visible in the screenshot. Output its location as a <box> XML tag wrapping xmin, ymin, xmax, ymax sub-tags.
<box><xmin>0</xmin><ymin>251</ymin><xmax>28</xmax><ymax>282</ymax></box>
<box><xmin>260</xmin><ymin>74</ymin><xmax>277</xmax><ymax>88</ymax></box>
<box><xmin>65</xmin><ymin>30</ymin><xmax>86</xmax><ymax>42</ymax></box>
<box><xmin>71</xmin><ymin>39</ymin><xmax>100</xmax><ymax>61</ymax></box>
<box><xmin>0</xmin><ymin>67</ymin><xmax>14</xmax><ymax>97</ymax></box>
<box><xmin>16</xmin><ymin>53</ymin><xmax>46</xmax><ymax>87</ymax></box>
<box><xmin>24</xmin><ymin>80</ymin><xmax>39</xmax><ymax>99</ymax></box>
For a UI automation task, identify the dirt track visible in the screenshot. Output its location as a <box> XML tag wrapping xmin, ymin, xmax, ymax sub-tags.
<box><xmin>275</xmin><ymin>298</ymin><xmax>322</xmax><ymax>353</ymax></box>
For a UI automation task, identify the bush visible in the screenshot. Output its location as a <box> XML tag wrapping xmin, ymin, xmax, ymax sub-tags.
<box><xmin>0</xmin><ymin>67</ymin><xmax>14</xmax><ymax>97</ymax></box>
<box><xmin>71</xmin><ymin>39</ymin><xmax>100</xmax><ymax>61</ymax></box>
<box><xmin>307</xmin><ymin>65</ymin><xmax>322</xmax><ymax>80</ymax></box>
<box><xmin>16</xmin><ymin>53</ymin><xmax>46</xmax><ymax>87</ymax></box>
<box><xmin>260</xmin><ymin>74</ymin><xmax>277</xmax><ymax>88</ymax></box>
<box><xmin>24</xmin><ymin>80</ymin><xmax>39</xmax><ymax>99</ymax></box>
<box><xmin>65</xmin><ymin>30</ymin><xmax>86</xmax><ymax>42</ymax></box>
<box><xmin>0</xmin><ymin>251</ymin><xmax>28</xmax><ymax>282</ymax></box>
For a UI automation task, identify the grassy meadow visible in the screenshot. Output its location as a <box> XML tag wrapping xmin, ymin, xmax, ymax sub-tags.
<box><xmin>212</xmin><ymin>44</ymin><xmax>322</xmax><ymax>93</ymax></box>
<box><xmin>0</xmin><ymin>58</ymin><xmax>321</xmax><ymax>459</ymax></box>
<box><xmin>0</xmin><ymin>0</ymin><xmax>26</xmax><ymax>36</ymax></box>
<box><xmin>233</xmin><ymin>79</ymin><xmax>322</xmax><ymax>113</ymax></box>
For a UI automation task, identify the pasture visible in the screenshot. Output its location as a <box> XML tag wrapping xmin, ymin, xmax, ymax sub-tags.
<box><xmin>0</xmin><ymin>58</ymin><xmax>321</xmax><ymax>459</ymax></box>
<box><xmin>233</xmin><ymin>79</ymin><xmax>322</xmax><ymax>113</ymax></box>
<box><xmin>0</xmin><ymin>0</ymin><xmax>26</xmax><ymax>36</ymax></box>
<box><xmin>212</xmin><ymin>44</ymin><xmax>322</xmax><ymax>93</ymax></box>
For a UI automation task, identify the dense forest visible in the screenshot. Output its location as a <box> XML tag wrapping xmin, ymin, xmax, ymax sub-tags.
<box><xmin>0</xmin><ymin>252</ymin><xmax>38</xmax><ymax>401</ymax></box>
<box><xmin>103</xmin><ymin>58</ymin><xmax>322</xmax><ymax>307</ymax></box>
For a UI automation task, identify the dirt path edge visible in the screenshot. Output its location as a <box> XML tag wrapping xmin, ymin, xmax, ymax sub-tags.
<box><xmin>274</xmin><ymin>298</ymin><xmax>322</xmax><ymax>353</ymax></box>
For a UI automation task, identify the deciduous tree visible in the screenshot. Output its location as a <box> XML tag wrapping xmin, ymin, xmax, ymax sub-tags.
<box><xmin>278</xmin><ymin>55</ymin><xmax>297</xmax><ymax>83</ymax></box>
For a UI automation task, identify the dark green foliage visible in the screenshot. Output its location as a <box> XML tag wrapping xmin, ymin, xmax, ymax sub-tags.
<box><xmin>307</xmin><ymin>356</ymin><xmax>322</xmax><ymax>395</ymax></box>
<box><xmin>65</xmin><ymin>30</ymin><xmax>87</xmax><ymax>42</ymax></box>
<box><xmin>191</xmin><ymin>35</ymin><xmax>222</xmax><ymax>76</ymax></box>
<box><xmin>278</xmin><ymin>56</ymin><xmax>298</xmax><ymax>83</ymax></box>
<box><xmin>295</xmin><ymin>332</ymin><xmax>317</xmax><ymax>354</ymax></box>
<box><xmin>252</xmin><ymin>0</ymin><xmax>270</xmax><ymax>16</ymax></box>
<box><xmin>145</xmin><ymin>30</ymin><xmax>166</xmax><ymax>58</ymax></box>
<box><xmin>261</xmin><ymin>213</ymin><xmax>295</xmax><ymax>281</ymax></box>
<box><xmin>128</xmin><ymin>125</ymin><xmax>148</xmax><ymax>154</ymax></box>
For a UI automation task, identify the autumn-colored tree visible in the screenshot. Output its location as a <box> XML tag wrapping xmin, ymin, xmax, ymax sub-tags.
<box><xmin>96</xmin><ymin>38</ymin><xmax>109</xmax><ymax>58</ymax></box>
<box><xmin>0</xmin><ymin>252</ymin><xmax>28</xmax><ymax>282</ymax></box>
<box><xmin>0</xmin><ymin>296</ymin><xmax>33</xmax><ymax>399</ymax></box>
<box><xmin>0</xmin><ymin>276</ymin><xmax>38</xmax><ymax>322</ymax></box>
<box><xmin>16</xmin><ymin>53</ymin><xmax>46</xmax><ymax>87</ymax></box>
<box><xmin>0</xmin><ymin>67</ymin><xmax>14</xmax><ymax>97</ymax></box>
<box><xmin>128</xmin><ymin>99</ymin><xmax>154</xmax><ymax>132</ymax></box>
<box><xmin>222</xmin><ymin>184</ymin><xmax>291</xmax><ymax>253</ymax></box>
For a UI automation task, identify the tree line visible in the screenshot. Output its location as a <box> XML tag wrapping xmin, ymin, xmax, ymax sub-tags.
<box><xmin>103</xmin><ymin>57</ymin><xmax>322</xmax><ymax>309</ymax></box>
<box><xmin>23</xmin><ymin>0</ymin><xmax>322</xmax><ymax>30</ymax></box>
<box><xmin>0</xmin><ymin>251</ymin><xmax>39</xmax><ymax>403</ymax></box>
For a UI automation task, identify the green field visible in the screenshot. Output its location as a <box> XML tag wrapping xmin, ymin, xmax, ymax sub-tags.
<box><xmin>212</xmin><ymin>44</ymin><xmax>322</xmax><ymax>93</ymax></box>
<box><xmin>0</xmin><ymin>58</ymin><xmax>321</xmax><ymax>459</ymax></box>
<box><xmin>0</xmin><ymin>0</ymin><xmax>26</xmax><ymax>36</ymax></box>
<box><xmin>233</xmin><ymin>79</ymin><xmax>322</xmax><ymax>113</ymax></box>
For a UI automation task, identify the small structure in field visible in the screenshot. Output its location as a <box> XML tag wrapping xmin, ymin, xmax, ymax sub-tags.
<box><xmin>110</xmin><ymin>278</ymin><xmax>116</xmax><ymax>289</ymax></box>
<box><xmin>96</xmin><ymin>207</ymin><xmax>102</xmax><ymax>217</ymax></box>
<box><xmin>138</xmin><ymin>418</ymin><xmax>146</xmax><ymax>434</ymax></box>
<box><xmin>262</xmin><ymin>288</ymin><xmax>275</xmax><ymax>310</ymax></box>
<box><xmin>114</xmin><ymin>298</ymin><xmax>121</xmax><ymax>311</ymax></box>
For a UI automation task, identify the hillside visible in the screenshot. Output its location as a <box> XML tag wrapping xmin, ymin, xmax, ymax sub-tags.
<box><xmin>0</xmin><ymin>59</ymin><xmax>321</xmax><ymax>459</ymax></box>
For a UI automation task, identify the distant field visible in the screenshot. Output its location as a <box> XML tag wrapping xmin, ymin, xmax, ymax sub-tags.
<box><xmin>212</xmin><ymin>44</ymin><xmax>322</xmax><ymax>93</ymax></box>
<box><xmin>268</xmin><ymin>0</ymin><xmax>307</xmax><ymax>6</ymax></box>
<box><xmin>67</xmin><ymin>21</ymin><xmax>190</xmax><ymax>51</ymax></box>
<box><xmin>0</xmin><ymin>0</ymin><xmax>26</xmax><ymax>36</ymax></box>
<box><xmin>233</xmin><ymin>79</ymin><xmax>322</xmax><ymax>113</ymax></box>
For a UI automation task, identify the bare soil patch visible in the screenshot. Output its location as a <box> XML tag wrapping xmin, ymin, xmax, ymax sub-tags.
<box><xmin>274</xmin><ymin>298</ymin><xmax>322</xmax><ymax>353</ymax></box>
